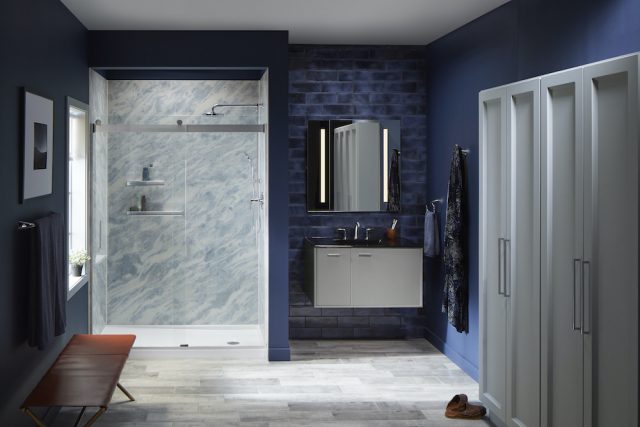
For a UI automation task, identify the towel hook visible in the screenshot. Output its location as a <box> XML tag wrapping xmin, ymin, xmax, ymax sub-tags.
<box><xmin>18</xmin><ymin>221</ymin><xmax>35</xmax><ymax>230</ymax></box>
<box><xmin>429</xmin><ymin>199</ymin><xmax>443</xmax><ymax>212</ymax></box>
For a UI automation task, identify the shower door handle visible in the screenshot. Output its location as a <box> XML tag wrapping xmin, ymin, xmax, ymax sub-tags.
<box><xmin>250</xmin><ymin>193</ymin><xmax>264</xmax><ymax>205</ymax></box>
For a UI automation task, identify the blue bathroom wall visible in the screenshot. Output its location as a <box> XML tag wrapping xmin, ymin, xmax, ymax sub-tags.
<box><xmin>288</xmin><ymin>45</ymin><xmax>428</xmax><ymax>339</ymax></box>
<box><xmin>88</xmin><ymin>31</ymin><xmax>291</xmax><ymax>360</ymax></box>
<box><xmin>0</xmin><ymin>0</ymin><xmax>89</xmax><ymax>424</ymax></box>
<box><xmin>425</xmin><ymin>0</ymin><xmax>640</xmax><ymax>379</ymax></box>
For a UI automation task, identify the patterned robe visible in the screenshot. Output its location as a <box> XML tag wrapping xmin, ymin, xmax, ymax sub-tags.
<box><xmin>442</xmin><ymin>145</ymin><xmax>468</xmax><ymax>333</ymax></box>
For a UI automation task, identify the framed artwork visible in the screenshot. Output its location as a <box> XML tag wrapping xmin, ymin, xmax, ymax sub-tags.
<box><xmin>23</xmin><ymin>88</ymin><xmax>54</xmax><ymax>201</ymax></box>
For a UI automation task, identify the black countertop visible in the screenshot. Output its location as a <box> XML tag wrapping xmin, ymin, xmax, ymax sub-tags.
<box><xmin>305</xmin><ymin>236</ymin><xmax>423</xmax><ymax>249</ymax></box>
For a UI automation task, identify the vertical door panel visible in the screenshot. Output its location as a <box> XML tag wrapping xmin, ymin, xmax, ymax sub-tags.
<box><xmin>479</xmin><ymin>87</ymin><xmax>508</xmax><ymax>421</ymax></box>
<box><xmin>541</xmin><ymin>69</ymin><xmax>584</xmax><ymax>427</ymax></box>
<box><xmin>584</xmin><ymin>56</ymin><xmax>638</xmax><ymax>427</ymax></box>
<box><xmin>350</xmin><ymin>248</ymin><xmax>422</xmax><ymax>307</ymax></box>
<box><xmin>506</xmin><ymin>79</ymin><xmax>541</xmax><ymax>427</ymax></box>
<box><xmin>315</xmin><ymin>248</ymin><xmax>351</xmax><ymax>306</ymax></box>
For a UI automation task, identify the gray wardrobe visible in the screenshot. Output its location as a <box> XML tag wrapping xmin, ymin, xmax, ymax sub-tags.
<box><xmin>479</xmin><ymin>54</ymin><xmax>639</xmax><ymax>427</ymax></box>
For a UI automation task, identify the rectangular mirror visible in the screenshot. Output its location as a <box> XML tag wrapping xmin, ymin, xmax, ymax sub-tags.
<box><xmin>307</xmin><ymin>119</ymin><xmax>400</xmax><ymax>212</ymax></box>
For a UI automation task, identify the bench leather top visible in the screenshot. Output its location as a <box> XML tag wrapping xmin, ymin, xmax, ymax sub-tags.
<box><xmin>22</xmin><ymin>334</ymin><xmax>136</xmax><ymax>408</ymax></box>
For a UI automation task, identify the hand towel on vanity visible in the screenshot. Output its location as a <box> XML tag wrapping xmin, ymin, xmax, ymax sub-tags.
<box><xmin>424</xmin><ymin>206</ymin><xmax>440</xmax><ymax>257</ymax></box>
<box><xmin>28</xmin><ymin>212</ymin><xmax>67</xmax><ymax>350</ymax></box>
<box><xmin>442</xmin><ymin>145</ymin><xmax>468</xmax><ymax>333</ymax></box>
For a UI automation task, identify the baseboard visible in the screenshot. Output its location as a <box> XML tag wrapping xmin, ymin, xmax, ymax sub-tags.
<box><xmin>424</xmin><ymin>327</ymin><xmax>478</xmax><ymax>380</ymax></box>
<box><xmin>268</xmin><ymin>346</ymin><xmax>291</xmax><ymax>361</ymax></box>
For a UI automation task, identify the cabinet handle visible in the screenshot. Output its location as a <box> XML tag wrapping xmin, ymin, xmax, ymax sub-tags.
<box><xmin>358</xmin><ymin>253</ymin><xmax>372</xmax><ymax>257</ymax></box>
<box><xmin>582</xmin><ymin>261</ymin><xmax>591</xmax><ymax>334</ymax></box>
<box><xmin>326</xmin><ymin>253</ymin><xmax>341</xmax><ymax>257</ymax></box>
<box><xmin>498</xmin><ymin>238</ymin><xmax>504</xmax><ymax>295</ymax></box>
<box><xmin>573</xmin><ymin>258</ymin><xmax>582</xmax><ymax>331</ymax></box>
<box><xmin>504</xmin><ymin>239</ymin><xmax>511</xmax><ymax>297</ymax></box>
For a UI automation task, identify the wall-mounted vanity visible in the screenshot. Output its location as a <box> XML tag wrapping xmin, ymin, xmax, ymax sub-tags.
<box><xmin>304</xmin><ymin>238</ymin><xmax>423</xmax><ymax>308</ymax></box>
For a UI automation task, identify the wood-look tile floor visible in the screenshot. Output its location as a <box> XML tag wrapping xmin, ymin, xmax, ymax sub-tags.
<box><xmin>55</xmin><ymin>340</ymin><xmax>491</xmax><ymax>426</ymax></box>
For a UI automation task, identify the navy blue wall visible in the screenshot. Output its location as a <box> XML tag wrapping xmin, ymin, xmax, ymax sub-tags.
<box><xmin>88</xmin><ymin>31</ymin><xmax>291</xmax><ymax>360</ymax></box>
<box><xmin>288</xmin><ymin>45</ymin><xmax>428</xmax><ymax>339</ymax></box>
<box><xmin>424</xmin><ymin>0</ymin><xmax>640</xmax><ymax>379</ymax></box>
<box><xmin>0</xmin><ymin>0</ymin><xmax>89</xmax><ymax>423</ymax></box>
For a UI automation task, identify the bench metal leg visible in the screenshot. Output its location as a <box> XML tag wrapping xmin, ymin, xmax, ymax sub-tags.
<box><xmin>21</xmin><ymin>407</ymin><xmax>46</xmax><ymax>427</ymax></box>
<box><xmin>74</xmin><ymin>406</ymin><xmax>87</xmax><ymax>427</ymax></box>
<box><xmin>83</xmin><ymin>407</ymin><xmax>106</xmax><ymax>427</ymax></box>
<box><xmin>117</xmin><ymin>382</ymin><xmax>135</xmax><ymax>401</ymax></box>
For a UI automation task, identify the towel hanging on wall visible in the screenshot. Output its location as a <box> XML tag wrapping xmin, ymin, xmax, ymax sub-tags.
<box><xmin>424</xmin><ymin>204</ymin><xmax>440</xmax><ymax>257</ymax></box>
<box><xmin>27</xmin><ymin>212</ymin><xmax>67</xmax><ymax>350</ymax></box>
<box><xmin>442</xmin><ymin>145</ymin><xmax>468</xmax><ymax>333</ymax></box>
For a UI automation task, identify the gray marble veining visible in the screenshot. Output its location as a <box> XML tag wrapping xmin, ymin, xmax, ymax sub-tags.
<box><xmin>104</xmin><ymin>80</ymin><xmax>264</xmax><ymax>326</ymax></box>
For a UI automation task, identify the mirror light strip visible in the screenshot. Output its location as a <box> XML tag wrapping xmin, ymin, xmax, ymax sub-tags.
<box><xmin>320</xmin><ymin>128</ymin><xmax>326</xmax><ymax>203</ymax></box>
<box><xmin>383</xmin><ymin>128</ymin><xmax>389</xmax><ymax>203</ymax></box>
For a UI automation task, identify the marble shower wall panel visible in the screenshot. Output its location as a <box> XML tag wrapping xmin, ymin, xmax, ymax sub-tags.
<box><xmin>108</xmin><ymin>80</ymin><xmax>260</xmax><ymax>125</ymax></box>
<box><xmin>106</xmin><ymin>80</ymin><xmax>261</xmax><ymax>326</ymax></box>
<box><xmin>89</xmin><ymin>69</ymin><xmax>108</xmax><ymax>333</ymax></box>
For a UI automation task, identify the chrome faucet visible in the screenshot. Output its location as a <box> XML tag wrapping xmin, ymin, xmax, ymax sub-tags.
<box><xmin>354</xmin><ymin>221</ymin><xmax>361</xmax><ymax>240</ymax></box>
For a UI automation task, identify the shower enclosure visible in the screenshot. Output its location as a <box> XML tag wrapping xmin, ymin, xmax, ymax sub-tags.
<box><xmin>89</xmin><ymin>72</ymin><xmax>268</xmax><ymax>351</ymax></box>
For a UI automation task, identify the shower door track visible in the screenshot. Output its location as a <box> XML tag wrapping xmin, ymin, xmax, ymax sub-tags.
<box><xmin>94</xmin><ymin>123</ymin><xmax>265</xmax><ymax>133</ymax></box>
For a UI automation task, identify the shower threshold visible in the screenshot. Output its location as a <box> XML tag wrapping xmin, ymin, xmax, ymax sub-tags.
<box><xmin>101</xmin><ymin>325</ymin><xmax>265</xmax><ymax>351</ymax></box>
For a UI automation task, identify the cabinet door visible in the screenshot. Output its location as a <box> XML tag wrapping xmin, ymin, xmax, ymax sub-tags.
<box><xmin>315</xmin><ymin>248</ymin><xmax>351</xmax><ymax>306</ymax></box>
<box><xmin>541</xmin><ymin>68</ymin><xmax>585</xmax><ymax>427</ymax></box>
<box><xmin>506</xmin><ymin>79</ymin><xmax>541</xmax><ymax>427</ymax></box>
<box><xmin>479</xmin><ymin>87</ymin><xmax>508</xmax><ymax>421</ymax></box>
<box><xmin>350</xmin><ymin>248</ymin><xmax>422</xmax><ymax>307</ymax></box>
<box><xmin>583</xmin><ymin>55</ymin><xmax>638</xmax><ymax>427</ymax></box>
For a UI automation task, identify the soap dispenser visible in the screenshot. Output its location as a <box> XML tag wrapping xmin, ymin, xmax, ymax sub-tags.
<box><xmin>142</xmin><ymin>163</ymin><xmax>153</xmax><ymax>181</ymax></box>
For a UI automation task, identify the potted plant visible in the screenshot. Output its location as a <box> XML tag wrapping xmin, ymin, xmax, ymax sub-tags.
<box><xmin>69</xmin><ymin>250</ymin><xmax>91</xmax><ymax>277</ymax></box>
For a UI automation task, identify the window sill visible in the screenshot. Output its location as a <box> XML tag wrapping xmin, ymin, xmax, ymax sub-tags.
<box><xmin>68</xmin><ymin>274</ymin><xmax>88</xmax><ymax>301</ymax></box>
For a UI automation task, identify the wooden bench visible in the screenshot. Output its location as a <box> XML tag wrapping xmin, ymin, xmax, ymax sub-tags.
<box><xmin>21</xmin><ymin>334</ymin><xmax>136</xmax><ymax>426</ymax></box>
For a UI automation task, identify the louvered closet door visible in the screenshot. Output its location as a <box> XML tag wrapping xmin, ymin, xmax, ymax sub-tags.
<box><xmin>479</xmin><ymin>87</ymin><xmax>508</xmax><ymax>421</ymax></box>
<box><xmin>541</xmin><ymin>68</ymin><xmax>585</xmax><ymax>427</ymax></box>
<box><xmin>505</xmin><ymin>79</ymin><xmax>541</xmax><ymax>427</ymax></box>
<box><xmin>583</xmin><ymin>55</ymin><xmax>638</xmax><ymax>427</ymax></box>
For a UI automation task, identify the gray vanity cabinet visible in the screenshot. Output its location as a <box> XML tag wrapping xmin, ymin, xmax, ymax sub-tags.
<box><xmin>314</xmin><ymin>248</ymin><xmax>351</xmax><ymax>306</ymax></box>
<box><xmin>350</xmin><ymin>248</ymin><xmax>422</xmax><ymax>307</ymax></box>
<box><xmin>305</xmin><ymin>243</ymin><xmax>423</xmax><ymax>308</ymax></box>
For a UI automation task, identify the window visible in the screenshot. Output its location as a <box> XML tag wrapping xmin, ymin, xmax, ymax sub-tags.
<box><xmin>67</xmin><ymin>98</ymin><xmax>90</xmax><ymax>287</ymax></box>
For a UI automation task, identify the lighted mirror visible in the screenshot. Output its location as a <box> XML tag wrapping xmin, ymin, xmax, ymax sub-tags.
<box><xmin>307</xmin><ymin>120</ymin><xmax>400</xmax><ymax>212</ymax></box>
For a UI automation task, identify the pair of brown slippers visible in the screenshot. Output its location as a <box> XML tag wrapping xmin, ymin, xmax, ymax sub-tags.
<box><xmin>445</xmin><ymin>394</ymin><xmax>487</xmax><ymax>419</ymax></box>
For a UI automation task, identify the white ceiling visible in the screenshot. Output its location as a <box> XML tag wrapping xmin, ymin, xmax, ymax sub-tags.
<box><xmin>61</xmin><ymin>0</ymin><xmax>510</xmax><ymax>45</ymax></box>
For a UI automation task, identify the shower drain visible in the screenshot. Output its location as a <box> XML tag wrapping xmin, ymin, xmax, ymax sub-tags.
<box><xmin>227</xmin><ymin>341</ymin><xmax>240</xmax><ymax>345</ymax></box>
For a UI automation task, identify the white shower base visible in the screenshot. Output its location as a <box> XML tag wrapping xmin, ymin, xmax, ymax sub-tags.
<box><xmin>101</xmin><ymin>325</ymin><xmax>266</xmax><ymax>359</ymax></box>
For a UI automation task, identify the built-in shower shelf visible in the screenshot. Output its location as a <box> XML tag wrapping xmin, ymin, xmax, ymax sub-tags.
<box><xmin>126</xmin><ymin>180</ymin><xmax>165</xmax><ymax>187</ymax></box>
<box><xmin>127</xmin><ymin>210</ymin><xmax>184</xmax><ymax>216</ymax></box>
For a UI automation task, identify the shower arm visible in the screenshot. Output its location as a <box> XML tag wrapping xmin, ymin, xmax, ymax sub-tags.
<box><xmin>207</xmin><ymin>103</ymin><xmax>262</xmax><ymax>116</ymax></box>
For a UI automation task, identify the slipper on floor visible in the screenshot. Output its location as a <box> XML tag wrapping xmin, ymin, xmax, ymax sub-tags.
<box><xmin>445</xmin><ymin>394</ymin><xmax>487</xmax><ymax>419</ymax></box>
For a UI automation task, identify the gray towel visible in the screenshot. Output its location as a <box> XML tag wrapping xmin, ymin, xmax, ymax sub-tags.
<box><xmin>424</xmin><ymin>207</ymin><xmax>440</xmax><ymax>257</ymax></box>
<box><xmin>28</xmin><ymin>212</ymin><xmax>67</xmax><ymax>350</ymax></box>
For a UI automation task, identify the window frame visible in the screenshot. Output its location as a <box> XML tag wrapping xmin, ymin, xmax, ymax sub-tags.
<box><xmin>66</xmin><ymin>96</ymin><xmax>91</xmax><ymax>297</ymax></box>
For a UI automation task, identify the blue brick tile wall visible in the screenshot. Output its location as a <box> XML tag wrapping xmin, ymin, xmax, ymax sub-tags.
<box><xmin>288</xmin><ymin>45</ymin><xmax>428</xmax><ymax>339</ymax></box>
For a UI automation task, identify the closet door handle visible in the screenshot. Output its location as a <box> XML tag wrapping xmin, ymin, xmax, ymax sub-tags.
<box><xmin>504</xmin><ymin>239</ymin><xmax>511</xmax><ymax>297</ymax></box>
<box><xmin>498</xmin><ymin>238</ymin><xmax>504</xmax><ymax>295</ymax></box>
<box><xmin>326</xmin><ymin>253</ymin><xmax>342</xmax><ymax>257</ymax></box>
<box><xmin>582</xmin><ymin>261</ymin><xmax>591</xmax><ymax>334</ymax></box>
<box><xmin>573</xmin><ymin>258</ymin><xmax>582</xmax><ymax>331</ymax></box>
